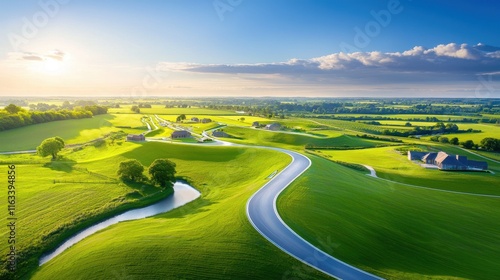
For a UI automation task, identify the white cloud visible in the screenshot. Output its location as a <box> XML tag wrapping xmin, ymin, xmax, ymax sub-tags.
<box><xmin>158</xmin><ymin>43</ymin><xmax>500</xmax><ymax>83</ymax></box>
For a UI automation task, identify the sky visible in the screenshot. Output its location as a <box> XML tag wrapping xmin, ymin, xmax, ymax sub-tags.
<box><xmin>0</xmin><ymin>0</ymin><xmax>499</xmax><ymax>98</ymax></box>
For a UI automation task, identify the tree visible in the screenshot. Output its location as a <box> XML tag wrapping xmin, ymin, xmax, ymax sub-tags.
<box><xmin>148</xmin><ymin>159</ymin><xmax>176</xmax><ymax>188</ymax></box>
<box><xmin>131</xmin><ymin>106</ymin><xmax>140</xmax><ymax>113</ymax></box>
<box><xmin>176</xmin><ymin>114</ymin><xmax>186</xmax><ymax>122</ymax></box>
<box><xmin>404</xmin><ymin>122</ymin><xmax>412</xmax><ymax>127</ymax></box>
<box><xmin>4</xmin><ymin>104</ymin><xmax>23</xmax><ymax>114</ymax></box>
<box><xmin>461</xmin><ymin>140</ymin><xmax>475</xmax><ymax>149</ymax></box>
<box><xmin>480</xmin><ymin>137</ymin><xmax>500</xmax><ymax>152</ymax></box>
<box><xmin>117</xmin><ymin>160</ymin><xmax>145</xmax><ymax>182</ymax></box>
<box><xmin>439</xmin><ymin>136</ymin><xmax>449</xmax><ymax>144</ymax></box>
<box><xmin>430</xmin><ymin>135</ymin><xmax>440</xmax><ymax>142</ymax></box>
<box><xmin>37</xmin><ymin>137</ymin><xmax>65</xmax><ymax>160</ymax></box>
<box><xmin>450</xmin><ymin>137</ymin><xmax>459</xmax><ymax>145</ymax></box>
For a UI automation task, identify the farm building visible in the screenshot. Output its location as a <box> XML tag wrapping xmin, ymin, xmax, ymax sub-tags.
<box><xmin>126</xmin><ymin>134</ymin><xmax>145</xmax><ymax>141</ymax></box>
<box><xmin>201</xmin><ymin>118</ymin><xmax>212</xmax><ymax>123</ymax></box>
<box><xmin>265</xmin><ymin>123</ymin><xmax>281</xmax><ymax>131</ymax></box>
<box><xmin>191</xmin><ymin>117</ymin><xmax>199</xmax><ymax>122</ymax></box>
<box><xmin>408</xmin><ymin>151</ymin><xmax>426</xmax><ymax>160</ymax></box>
<box><xmin>407</xmin><ymin>150</ymin><xmax>488</xmax><ymax>171</ymax></box>
<box><xmin>171</xmin><ymin>130</ymin><xmax>191</xmax><ymax>139</ymax></box>
<box><xmin>212</xmin><ymin>130</ymin><xmax>229</xmax><ymax>137</ymax></box>
<box><xmin>421</xmin><ymin>152</ymin><xmax>438</xmax><ymax>164</ymax></box>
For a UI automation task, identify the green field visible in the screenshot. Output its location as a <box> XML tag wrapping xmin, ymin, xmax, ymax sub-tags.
<box><xmin>108</xmin><ymin>105</ymin><xmax>238</xmax><ymax>115</ymax></box>
<box><xmin>29</xmin><ymin>142</ymin><xmax>329</xmax><ymax>280</ymax></box>
<box><xmin>421</xmin><ymin>123</ymin><xmax>500</xmax><ymax>143</ymax></box>
<box><xmin>310</xmin><ymin>145</ymin><xmax>500</xmax><ymax>196</ymax></box>
<box><xmin>0</xmin><ymin>114</ymin><xmax>147</xmax><ymax>152</ymax></box>
<box><xmin>278</xmin><ymin>155</ymin><xmax>500</xmax><ymax>280</ymax></box>
<box><xmin>220</xmin><ymin>126</ymin><xmax>393</xmax><ymax>150</ymax></box>
<box><xmin>0</xmin><ymin>142</ymin><xmax>174</xmax><ymax>277</ymax></box>
<box><xmin>332</xmin><ymin>114</ymin><xmax>483</xmax><ymax>121</ymax></box>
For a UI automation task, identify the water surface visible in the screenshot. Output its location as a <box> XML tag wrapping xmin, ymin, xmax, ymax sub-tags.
<box><xmin>39</xmin><ymin>182</ymin><xmax>200</xmax><ymax>265</ymax></box>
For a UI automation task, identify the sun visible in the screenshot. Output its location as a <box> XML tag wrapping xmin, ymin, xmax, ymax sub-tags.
<box><xmin>41</xmin><ymin>59</ymin><xmax>65</xmax><ymax>75</ymax></box>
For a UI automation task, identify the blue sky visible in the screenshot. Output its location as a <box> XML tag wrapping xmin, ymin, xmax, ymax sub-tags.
<box><xmin>1</xmin><ymin>0</ymin><xmax>499</xmax><ymax>97</ymax></box>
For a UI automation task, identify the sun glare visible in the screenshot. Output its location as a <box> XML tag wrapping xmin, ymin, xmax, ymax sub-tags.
<box><xmin>41</xmin><ymin>59</ymin><xmax>65</xmax><ymax>75</ymax></box>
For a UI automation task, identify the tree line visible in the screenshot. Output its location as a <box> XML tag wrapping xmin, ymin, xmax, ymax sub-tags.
<box><xmin>0</xmin><ymin>104</ymin><xmax>108</xmax><ymax>131</ymax></box>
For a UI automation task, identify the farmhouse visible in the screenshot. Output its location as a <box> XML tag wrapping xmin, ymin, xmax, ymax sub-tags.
<box><xmin>421</xmin><ymin>152</ymin><xmax>438</xmax><ymax>164</ymax></box>
<box><xmin>126</xmin><ymin>134</ymin><xmax>145</xmax><ymax>141</ymax></box>
<box><xmin>265</xmin><ymin>123</ymin><xmax>281</xmax><ymax>131</ymax></box>
<box><xmin>212</xmin><ymin>130</ymin><xmax>229</xmax><ymax>137</ymax></box>
<box><xmin>191</xmin><ymin>117</ymin><xmax>199</xmax><ymax>122</ymax></box>
<box><xmin>408</xmin><ymin>150</ymin><xmax>488</xmax><ymax>171</ymax></box>
<box><xmin>171</xmin><ymin>130</ymin><xmax>191</xmax><ymax>139</ymax></box>
<box><xmin>201</xmin><ymin>118</ymin><xmax>212</xmax><ymax>123</ymax></box>
<box><xmin>407</xmin><ymin>151</ymin><xmax>426</xmax><ymax>160</ymax></box>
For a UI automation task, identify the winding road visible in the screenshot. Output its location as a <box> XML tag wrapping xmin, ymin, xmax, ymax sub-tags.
<box><xmin>247</xmin><ymin>148</ymin><xmax>382</xmax><ymax>280</ymax></box>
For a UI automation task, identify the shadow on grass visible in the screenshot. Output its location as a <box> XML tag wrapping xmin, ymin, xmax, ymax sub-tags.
<box><xmin>43</xmin><ymin>158</ymin><xmax>77</xmax><ymax>173</ymax></box>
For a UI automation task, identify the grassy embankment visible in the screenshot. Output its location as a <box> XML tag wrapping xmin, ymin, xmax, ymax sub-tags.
<box><xmin>30</xmin><ymin>142</ymin><xmax>329</xmax><ymax>280</ymax></box>
<box><xmin>278</xmin><ymin>155</ymin><xmax>500</xmax><ymax>280</ymax></box>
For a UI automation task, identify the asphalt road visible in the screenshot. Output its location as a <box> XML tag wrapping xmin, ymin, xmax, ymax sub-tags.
<box><xmin>246</xmin><ymin>148</ymin><xmax>383</xmax><ymax>280</ymax></box>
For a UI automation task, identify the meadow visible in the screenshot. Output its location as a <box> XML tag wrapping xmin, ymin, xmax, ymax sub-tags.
<box><xmin>0</xmin><ymin>143</ymin><xmax>173</xmax><ymax>277</ymax></box>
<box><xmin>220</xmin><ymin>126</ymin><xmax>394</xmax><ymax>150</ymax></box>
<box><xmin>108</xmin><ymin>105</ymin><xmax>238</xmax><ymax>115</ymax></box>
<box><xmin>0</xmin><ymin>114</ymin><xmax>146</xmax><ymax>152</ymax></box>
<box><xmin>310</xmin><ymin>144</ymin><xmax>500</xmax><ymax>196</ymax></box>
<box><xmin>278</xmin><ymin>155</ymin><xmax>500</xmax><ymax>280</ymax></box>
<box><xmin>29</xmin><ymin>142</ymin><xmax>329</xmax><ymax>280</ymax></box>
<box><xmin>0</xmin><ymin>102</ymin><xmax>498</xmax><ymax>280</ymax></box>
<box><xmin>421</xmin><ymin>123</ymin><xmax>500</xmax><ymax>143</ymax></box>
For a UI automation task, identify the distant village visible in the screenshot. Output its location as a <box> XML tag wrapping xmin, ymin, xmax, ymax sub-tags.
<box><xmin>126</xmin><ymin>116</ymin><xmax>283</xmax><ymax>142</ymax></box>
<box><xmin>408</xmin><ymin>150</ymin><xmax>488</xmax><ymax>171</ymax></box>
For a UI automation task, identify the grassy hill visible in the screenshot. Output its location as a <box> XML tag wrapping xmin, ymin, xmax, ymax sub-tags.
<box><xmin>311</xmin><ymin>145</ymin><xmax>500</xmax><ymax>195</ymax></box>
<box><xmin>278</xmin><ymin>155</ymin><xmax>500</xmax><ymax>280</ymax></box>
<box><xmin>221</xmin><ymin>126</ymin><xmax>391</xmax><ymax>150</ymax></box>
<box><xmin>29</xmin><ymin>142</ymin><xmax>329</xmax><ymax>280</ymax></box>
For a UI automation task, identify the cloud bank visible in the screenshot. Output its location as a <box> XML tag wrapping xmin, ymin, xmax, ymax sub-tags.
<box><xmin>159</xmin><ymin>43</ymin><xmax>500</xmax><ymax>85</ymax></box>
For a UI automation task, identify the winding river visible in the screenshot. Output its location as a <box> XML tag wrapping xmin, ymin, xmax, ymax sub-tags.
<box><xmin>39</xmin><ymin>182</ymin><xmax>200</xmax><ymax>266</ymax></box>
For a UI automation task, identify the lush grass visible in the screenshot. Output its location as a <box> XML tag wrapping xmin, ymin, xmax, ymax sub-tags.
<box><xmin>0</xmin><ymin>144</ymin><xmax>173</xmax><ymax>278</ymax></box>
<box><xmin>278</xmin><ymin>155</ymin><xmax>500</xmax><ymax>280</ymax></box>
<box><xmin>312</xmin><ymin>145</ymin><xmax>500</xmax><ymax>195</ymax></box>
<box><xmin>155</xmin><ymin>115</ymin><xmax>270</xmax><ymax>134</ymax></box>
<box><xmin>108</xmin><ymin>105</ymin><xmax>238</xmax><ymax>115</ymax></box>
<box><xmin>421</xmin><ymin>123</ymin><xmax>500</xmax><ymax>143</ymax></box>
<box><xmin>30</xmin><ymin>142</ymin><xmax>328</xmax><ymax>280</ymax></box>
<box><xmin>221</xmin><ymin>126</ymin><xmax>391</xmax><ymax>150</ymax></box>
<box><xmin>0</xmin><ymin>114</ymin><xmax>146</xmax><ymax>152</ymax></box>
<box><xmin>331</xmin><ymin>114</ymin><xmax>482</xmax><ymax>121</ymax></box>
<box><xmin>378</xmin><ymin>120</ymin><xmax>435</xmax><ymax>127</ymax></box>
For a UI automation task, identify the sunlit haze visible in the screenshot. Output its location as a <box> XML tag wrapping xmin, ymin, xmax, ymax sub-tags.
<box><xmin>0</xmin><ymin>0</ymin><xmax>499</xmax><ymax>97</ymax></box>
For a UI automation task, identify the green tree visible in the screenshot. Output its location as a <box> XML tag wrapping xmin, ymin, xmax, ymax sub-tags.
<box><xmin>131</xmin><ymin>106</ymin><xmax>140</xmax><ymax>113</ymax></box>
<box><xmin>439</xmin><ymin>136</ymin><xmax>449</xmax><ymax>144</ymax></box>
<box><xmin>450</xmin><ymin>137</ymin><xmax>459</xmax><ymax>145</ymax></box>
<box><xmin>4</xmin><ymin>104</ymin><xmax>23</xmax><ymax>114</ymax></box>
<box><xmin>480</xmin><ymin>137</ymin><xmax>500</xmax><ymax>152</ymax></box>
<box><xmin>117</xmin><ymin>159</ymin><xmax>145</xmax><ymax>182</ymax></box>
<box><xmin>37</xmin><ymin>137</ymin><xmax>65</xmax><ymax>160</ymax></box>
<box><xmin>461</xmin><ymin>140</ymin><xmax>475</xmax><ymax>149</ymax></box>
<box><xmin>148</xmin><ymin>159</ymin><xmax>176</xmax><ymax>188</ymax></box>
